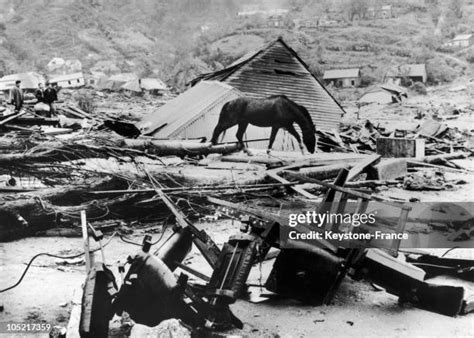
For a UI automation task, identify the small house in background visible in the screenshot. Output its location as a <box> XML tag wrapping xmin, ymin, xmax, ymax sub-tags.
<box><xmin>367</xmin><ymin>5</ymin><xmax>393</xmax><ymax>19</ymax></box>
<box><xmin>140</xmin><ymin>78</ymin><xmax>168</xmax><ymax>95</ymax></box>
<box><xmin>48</xmin><ymin>72</ymin><xmax>85</xmax><ymax>88</ymax></box>
<box><xmin>267</xmin><ymin>15</ymin><xmax>286</xmax><ymax>28</ymax></box>
<box><xmin>359</xmin><ymin>84</ymin><xmax>407</xmax><ymax>105</ymax></box>
<box><xmin>85</xmin><ymin>71</ymin><xmax>108</xmax><ymax>88</ymax></box>
<box><xmin>104</xmin><ymin>73</ymin><xmax>138</xmax><ymax>91</ymax></box>
<box><xmin>121</xmin><ymin>79</ymin><xmax>142</xmax><ymax>95</ymax></box>
<box><xmin>0</xmin><ymin>72</ymin><xmax>45</xmax><ymax>92</ymax></box>
<box><xmin>386</xmin><ymin>64</ymin><xmax>426</xmax><ymax>85</ymax></box>
<box><xmin>445</xmin><ymin>34</ymin><xmax>473</xmax><ymax>48</ymax></box>
<box><xmin>323</xmin><ymin>68</ymin><xmax>361</xmax><ymax>88</ymax></box>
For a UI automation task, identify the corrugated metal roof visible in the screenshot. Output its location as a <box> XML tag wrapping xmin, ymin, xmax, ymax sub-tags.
<box><xmin>323</xmin><ymin>68</ymin><xmax>360</xmax><ymax>79</ymax></box>
<box><xmin>137</xmin><ymin>81</ymin><xmax>244</xmax><ymax>137</ymax></box>
<box><xmin>387</xmin><ymin>64</ymin><xmax>426</xmax><ymax>78</ymax></box>
<box><xmin>190</xmin><ymin>38</ymin><xmax>344</xmax><ymax>131</ymax></box>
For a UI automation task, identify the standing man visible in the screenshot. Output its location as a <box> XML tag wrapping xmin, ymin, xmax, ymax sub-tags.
<box><xmin>43</xmin><ymin>81</ymin><xmax>58</xmax><ymax>115</ymax></box>
<box><xmin>9</xmin><ymin>80</ymin><xmax>24</xmax><ymax>113</ymax></box>
<box><xmin>34</xmin><ymin>83</ymin><xmax>44</xmax><ymax>103</ymax></box>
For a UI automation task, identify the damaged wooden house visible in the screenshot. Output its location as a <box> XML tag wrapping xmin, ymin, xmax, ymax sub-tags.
<box><xmin>138</xmin><ymin>37</ymin><xmax>345</xmax><ymax>151</ymax></box>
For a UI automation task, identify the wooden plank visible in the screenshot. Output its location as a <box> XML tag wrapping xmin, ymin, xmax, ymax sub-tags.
<box><xmin>407</xmin><ymin>160</ymin><xmax>470</xmax><ymax>173</ymax></box>
<box><xmin>66</xmin><ymin>286</ymin><xmax>83</xmax><ymax>338</ymax></box>
<box><xmin>0</xmin><ymin>110</ymin><xmax>29</xmax><ymax>126</ymax></box>
<box><xmin>423</xmin><ymin>152</ymin><xmax>468</xmax><ymax>164</ymax></box>
<box><xmin>347</xmin><ymin>154</ymin><xmax>381</xmax><ymax>181</ymax></box>
<box><xmin>284</xmin><ymin>171</ymin><xmax>411</xmax><ymax>210</ymax></box>
<box><xmin>266</xmin><ymin>171</ymin><xmax>318</xmax><ymax>199</ymax></box>
<box><xmin>81</xmin><ymin>210</ymin><xmax>92</xmax><ymax>272</ymax></box>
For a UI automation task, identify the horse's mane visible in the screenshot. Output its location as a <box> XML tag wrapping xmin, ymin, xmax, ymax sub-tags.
<box><xmin>295</xmin><ymin>103</ymin><xmax>314</xmax><ymax>130</ymax></box>
<box><xmin>268</xmin><ymin>95</ymin><xmax>314</xmax><ymax>130</ymax></box>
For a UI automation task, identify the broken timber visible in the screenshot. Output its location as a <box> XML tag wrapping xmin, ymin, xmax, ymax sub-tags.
<box><xmin>123</xmin><ymin>139</ymin><xmax>239</xmax><ymax>157</ymax></box>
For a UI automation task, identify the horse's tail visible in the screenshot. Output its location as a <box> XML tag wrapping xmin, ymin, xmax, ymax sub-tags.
<box><xmin>217</xmin><ymin>101</ymin><xmax>231</xmax><ymax>124</ymax></box>
<box><xmin>211</xmin><ymin>101</ymin><xmax>232</xmax><ymax>144</ymax></box>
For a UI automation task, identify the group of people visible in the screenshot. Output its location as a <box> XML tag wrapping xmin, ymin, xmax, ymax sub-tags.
<box><xmin>34</xmin><ymin>81</ymin><xmax>60</xmax><ymax>116</ymax></box>
<box><xmin>8</xmin><ymin>80</ymin><xmax>59</xmax><ymax>116</ymax></box>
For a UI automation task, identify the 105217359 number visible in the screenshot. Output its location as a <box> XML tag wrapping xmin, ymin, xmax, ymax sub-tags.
<box><xmin>1</xmin><ymin>322</ymin><xmax>52</xmax><ymax>333</ymax></box>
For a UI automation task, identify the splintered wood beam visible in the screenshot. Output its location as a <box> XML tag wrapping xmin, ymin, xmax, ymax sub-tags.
<box><xmin>347</xmin><ymin>154</ymin><xmax>381</xmax><ymax>181</ymax></box>
<box><xmin>0</xmin><ymin>110</ymin><xmax>29</xmax><ymax>126</ymax></box>
<box><xmin>266</xmin><ymin>171</ymin><xmax>318</xmax><ymax>199</ymax></box>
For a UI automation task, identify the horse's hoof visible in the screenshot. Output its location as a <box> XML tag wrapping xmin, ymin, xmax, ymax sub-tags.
<box><xmin>266</xmin><ymin>149</ymin><xmax>271</xmax><ymax>155</ymax></box>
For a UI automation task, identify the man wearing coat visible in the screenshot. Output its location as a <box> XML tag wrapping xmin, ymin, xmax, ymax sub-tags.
<box><xmin>9</xmin><ymin>80</ymin><xmax>24</xmax><ymax>113</ymax></box>
<box><xmin>43</xmin><ymin>81</ymin><xmax>58</xmax><ymax>115</ymax></box>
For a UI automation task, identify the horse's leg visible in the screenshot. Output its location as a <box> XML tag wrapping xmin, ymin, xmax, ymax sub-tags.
<box><xmin>236</xmin><ymin>122</ymin><xmax>251</xmax><ymax>155</ymax></box>
<box><xmin>286</xmin><ymin>124</ymin><xmax>305</xmax><ymax>154</ymax></box>
<box><xmin>211</xmin><ymin>123</ymin><xmax>226</xmax><ymax>145</ymax></box>
<box><xmin>267</xmin><ymin>126</ymin><xmax>279</xmax><ymax>154</ymax></box>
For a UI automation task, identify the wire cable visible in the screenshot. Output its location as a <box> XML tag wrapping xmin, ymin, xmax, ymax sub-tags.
<box><xmin>0</xmin><ymin>252</ymin><xmax>84</xmax><ymax>293</ymax></box>
<box><xmin>0</xmin><ymin>232</ymin><xmax>117</xmax><ymax>293</ymax></box>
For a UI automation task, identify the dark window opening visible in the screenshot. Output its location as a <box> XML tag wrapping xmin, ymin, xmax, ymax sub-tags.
<box><xmin>274</xmin><ymin>69</ymin><xmax>296</xmax><ymax>76</ymax></box>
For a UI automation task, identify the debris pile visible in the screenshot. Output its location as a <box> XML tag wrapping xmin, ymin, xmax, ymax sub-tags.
<box><xmin>0</xmin><ymin>84</ymin><xmax>473</xmax><ymax>336</ymax></box>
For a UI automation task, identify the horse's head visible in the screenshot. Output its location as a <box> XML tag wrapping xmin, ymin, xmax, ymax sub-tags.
<box><xmin>302</xmin><ymin>129</ymin><xmax>316</xmax><ymax>153</ymax></box>
<box><xmin>297</xmin><ymin>104</ymin><xmax>316</xmax><ymax>153</ymax></box>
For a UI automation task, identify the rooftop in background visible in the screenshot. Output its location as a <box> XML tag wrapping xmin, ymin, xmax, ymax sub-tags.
<box><xmin>386</xmin><ymin>64</ymin><xmax>426</xmax><ymax>78</ymax></box>
<box><xmin>140</xmin><ymin>78</ymin><xmax>168</xmax><ymax>91</ymax></box>
<box><xmin>453</xmin><ymin>34</ymin><xmax>473</xmax><ymax>41</ymax></box>
<box><xmin>323</xmin><ymin>68</ymin><xmax>360</xmax><ymax>79</ymax></box>
<box><xmin>48</xmin><ymin>72</ymin><xmax>84</xmax><ymax>82</ymax></box>
<box><xmin>0</xmin><ymin>72</ymin><xmax>45</xmax><ymax>91</ymax></box>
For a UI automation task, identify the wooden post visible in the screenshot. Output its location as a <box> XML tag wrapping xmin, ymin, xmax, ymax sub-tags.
<box><xmin>390</xmin><ymin>208</ymin><xmax>410</xmax><ymax>256</ymax></box>
<box><xmin>81</xmin><ymin>210</ymin><xmax>92</xmax><ymax>272</ymax></box>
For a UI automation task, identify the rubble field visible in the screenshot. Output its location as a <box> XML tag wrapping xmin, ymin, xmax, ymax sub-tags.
<box><xmin>0</xmin><ymin>79</ymin><xmax>473</xmax><ymax>337</ymax></box>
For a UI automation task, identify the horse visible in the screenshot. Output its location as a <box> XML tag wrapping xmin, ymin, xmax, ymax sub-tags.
<box><xmin>211</xmin><ymin>95</ymin><xmax>316</xmax><ymax>154</ymax></box>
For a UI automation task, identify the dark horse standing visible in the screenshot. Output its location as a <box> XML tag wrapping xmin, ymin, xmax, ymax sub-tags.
<box><xmin>211</xmin><ymin>95</ymin><xmax>316</xmax><ymax>154</ymax></box>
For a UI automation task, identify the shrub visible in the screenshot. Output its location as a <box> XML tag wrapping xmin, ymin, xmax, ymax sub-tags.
<box><xmin>410</xmin><ymin>82</ymin><xmax>427</xmax><ymax>95</ymax></box>
<box><xmin>359</xmin><ymin>66</ymin><xmax>377</xmax><ymax>87</ymax></box>
<box><xmin>426</xmin><ymin>57</ymin><xmax>457</xmax><ymax>84</ymax></box>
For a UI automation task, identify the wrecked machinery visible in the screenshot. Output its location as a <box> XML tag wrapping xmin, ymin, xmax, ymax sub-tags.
<box><xmin>77</xmin><ymin>168</ymin><xmax>473</xmax><ymax>336</ymax></box>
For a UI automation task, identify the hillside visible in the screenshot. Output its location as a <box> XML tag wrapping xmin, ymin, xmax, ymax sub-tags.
<box><xmin>0</xmin><ymin>0</ymin><xmax>472</xmax><ymax>90</ymax></box>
